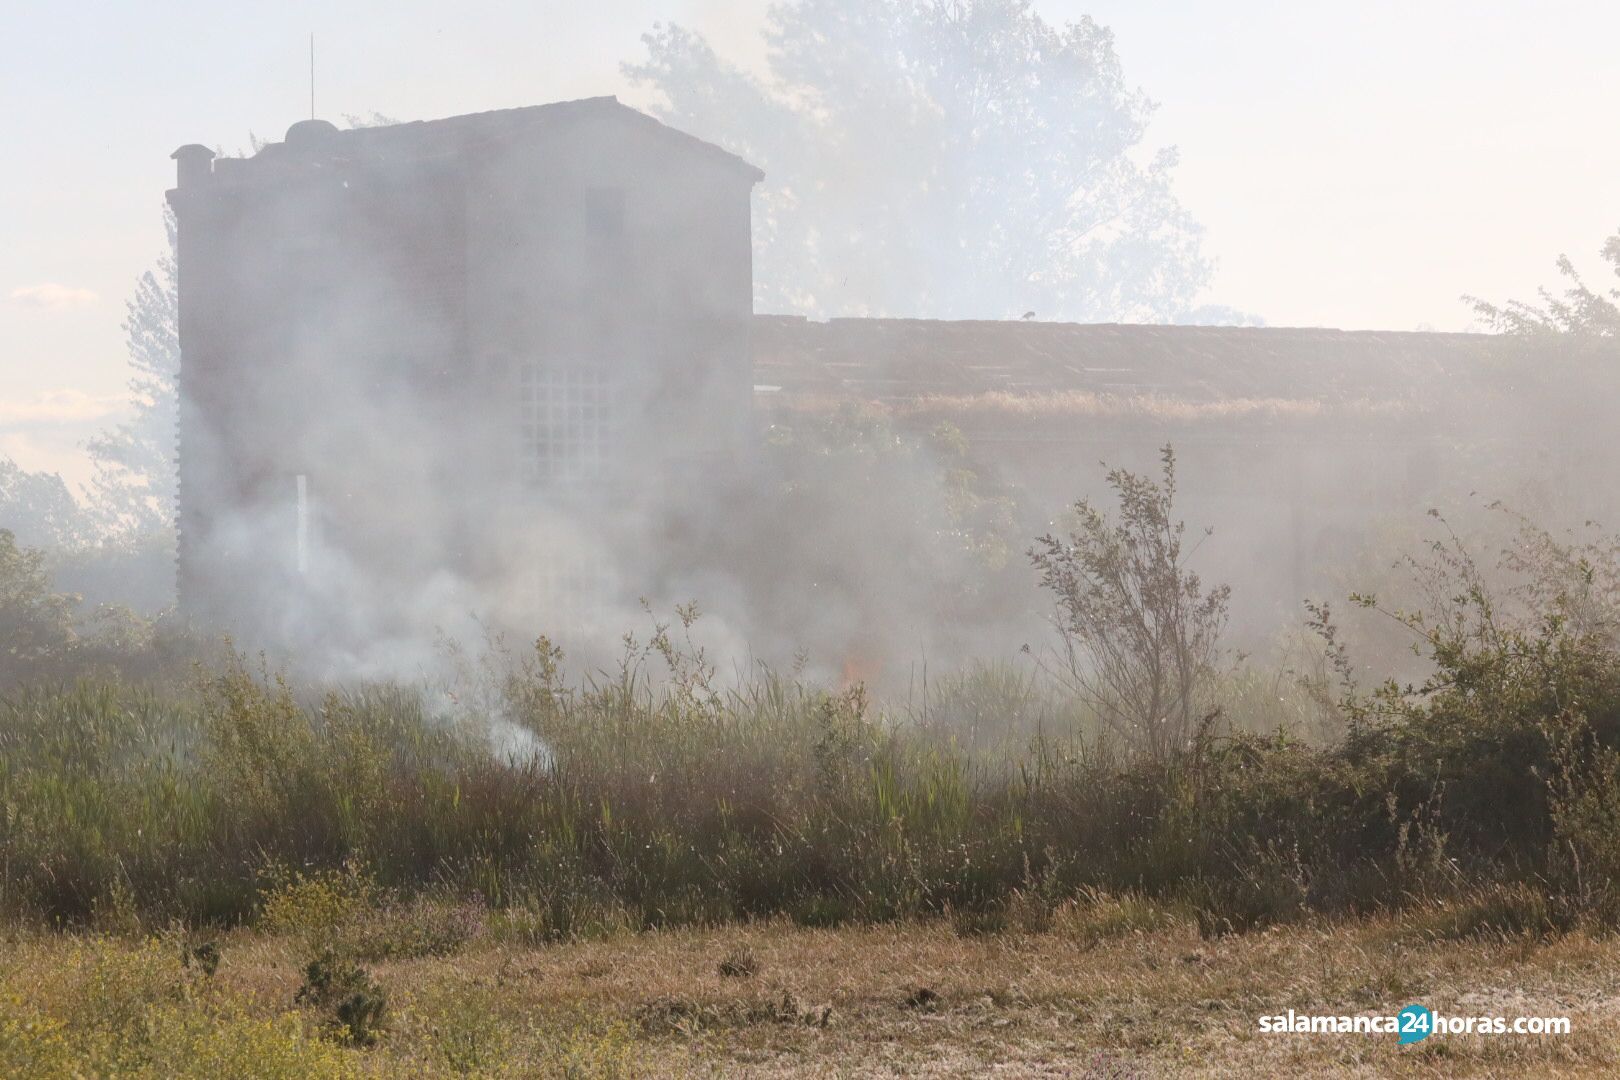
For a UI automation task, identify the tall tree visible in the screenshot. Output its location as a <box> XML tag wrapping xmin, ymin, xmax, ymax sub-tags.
<box><xmin>625</xmin><ymin>0</ymin><xmax>1220</xmax><ymax>322</ymax></box>
<box><xmin>85</xmin><ymin>209</ymin><xmax>178</xmax><ymax>540</ymax></box>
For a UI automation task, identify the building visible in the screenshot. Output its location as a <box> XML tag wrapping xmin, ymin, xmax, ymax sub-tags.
<box><xmin>168</xmin><ymin>98</ymin><xmax>1617</xmax><ymax>664</ymax></box>
<box><xmin>167</xmin><ymin>98</ymin><xmax>762</xmax><ymax>647</ymax></box>
<box><xmin>751</xmin><ymin>315</ymin><xmax>1618</xmax><ymax>630</ymax></box>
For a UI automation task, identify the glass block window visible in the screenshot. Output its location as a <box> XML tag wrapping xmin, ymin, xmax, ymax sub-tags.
<box><xmin>517</xmin><ymin>363</ymin><xmax>616</xmax><ymax>485</ymax></box>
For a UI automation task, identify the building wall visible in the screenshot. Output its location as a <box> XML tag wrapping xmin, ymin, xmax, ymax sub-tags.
<box><xmin>168</xmin><ymin>110</ymin><xmax>758</xmax><ymax>653</ymax></box>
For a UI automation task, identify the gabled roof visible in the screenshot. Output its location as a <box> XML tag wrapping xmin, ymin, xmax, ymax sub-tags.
<box><xmin>203</xmin><ymin>97</ymin><xmax>764</xmax><ymax>184</ymax></box>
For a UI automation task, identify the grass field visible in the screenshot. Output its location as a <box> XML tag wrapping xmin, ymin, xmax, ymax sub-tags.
<box><xmin>2</xmin><ymin>912</ymin><xmax>1614</xmax><ymax>1077</ymax></box>
<box><xmin>5</xmin><ymin>489</ymin><xmax>1620</xmax><ymax>1075</ymax></box>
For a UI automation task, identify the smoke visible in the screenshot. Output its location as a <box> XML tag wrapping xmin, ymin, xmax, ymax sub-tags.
<box><xmin>159</xmin><ymin>104</ymin><xmax>1015</xmax><ymax>688</ymax></box>
<box><xmin>26</xmin><ymin>6</ymin><xmax>1620</xmax><ymax>705</ymax></box>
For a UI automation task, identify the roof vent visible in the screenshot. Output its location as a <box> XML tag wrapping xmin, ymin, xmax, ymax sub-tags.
<box><xmin>284</xmin><ymin>118</ymin><xmax>340</xmax><ymax>151</ymax></box>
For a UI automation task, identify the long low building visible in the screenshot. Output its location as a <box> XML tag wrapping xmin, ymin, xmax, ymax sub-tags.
<box><xmin>751</xmin><ymin>315</ymin><xmax>1619</xmax><ymax>633</ymax></box>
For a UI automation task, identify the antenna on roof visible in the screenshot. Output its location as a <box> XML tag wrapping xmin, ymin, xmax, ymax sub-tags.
<box><xmin>309</xmin><ymin>33</ymin><xmax>315</xmax><ymax>119</ymax></box>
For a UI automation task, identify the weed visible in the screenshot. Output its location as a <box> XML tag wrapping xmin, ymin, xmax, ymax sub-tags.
<box><xmin>295</xmin><ymin>950</ymin><xmax>388</xmax><ymax>1047</ymax></box>
<box><xmin>180</xmin><ymin>939</ymin><xmax>220</xmax><ymax>977</ymax></box>
<box><xmin>717</xmin><ymin>943</ymin><xmax>759</xmax><ymax>977</ymax></box>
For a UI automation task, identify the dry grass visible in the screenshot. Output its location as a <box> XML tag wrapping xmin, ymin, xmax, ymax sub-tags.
<box><xmin>5</xmin><ymin>912</ymin><xmax>1619</xmax><ymax>1077</ymax></box>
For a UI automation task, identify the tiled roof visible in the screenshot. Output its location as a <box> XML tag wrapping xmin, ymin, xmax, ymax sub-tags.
<box><xmin>750</xmin><ymin>315</ymin><xmax>1535</xmax><ymax>407</ymax></box>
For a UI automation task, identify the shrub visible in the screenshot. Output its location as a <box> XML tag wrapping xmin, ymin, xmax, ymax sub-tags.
<box><xmin>295</xmin><ymin>950</ymin><xmax>389</xmax><ymax>1047</ymax></box>
<box><xmin>0</xmin><ymin>999</ymin><xmax>75</xmax><ymax>1080</ymax></box>
<box><xmin>3</xmin><ymin>502</ymin><xmax>1620</xmax><ymax>942</ymax></box>
<box><xmin>0</xmin><ymin>936</ymin><xmax>359</xmax><ymax>1079</ymax></box>
<box><xmin>1029</xmin><ymin>445</ymin><xmax>1230</xmax><ymax>763</ymax></box>
<box><xmin>180</xmin><ymin>939</ymin><xmax>221</xmax><ymax>977</ymax></box>
<box><xmin>125</xmin><ymin>1005</ymin><xmax>362</xmax><ymax>1079</ymax></box>
<box><xmin>259</xmin><ymin>863</ymin><xmax>377</xmax><ymax>946</ymax></box>
<box><xmin>346</xmin><ymin>894</ymin><xmax>487</xmax><ymax>961</ymax></box>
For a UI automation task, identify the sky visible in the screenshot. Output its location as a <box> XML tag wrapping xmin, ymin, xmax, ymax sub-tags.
<box><xmin>3</xmin><ymin>0</ymin><xmax>1618</xmax><ymax>486</ymax></box>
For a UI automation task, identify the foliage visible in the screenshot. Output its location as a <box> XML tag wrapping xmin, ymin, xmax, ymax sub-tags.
<box><xmin>0</xmin><ymin>460</ymin><xmax>95</xmax><ymax>551</ymax></box>
<box><xmin>261</xmin><ymin>867</ymin><xmax>486</xmax><ymax>960</ymax></box>
<box><xmin>1029</xmin><ymin>445</ymin><xmax>1230</xmax><ymax>762</ymax></box>
<box><xmin>1469</xmin><ymin>227</ymin><xmax>1620</xmax><ymax>336</ymax></box>
<box><xmin>179</xmin><ymin>939</ymin><xmax>220</xmax><ymax>977</ymax></box>
<box><xmin>0</xmin><ymin>938</ymin><xmax>360</xmax><ymax>1078</ymax></box>
<box><xmin>4</xmin><ymin>490</ymin><xmax>1620</xmax><ymax>944</ymax></box>
<box><xmin>0</xmin><ymin>529</ymin><xmax>198</xmax><ymax>687</ymax></box>
<box><xmin>296</xmin><ymin>951</ymin><xmax>389</xmax><ymax>1047</ymax></box>
<box><xmin>259</xmin><ymin>864</ymin><xmax>380</xmax><ymax>947</ymax></box>
<box><xmin>0</xmin><ymin>528</ymin><xmax>79</xmax><ymax>677</ymax></box>
<box><xmin>417</xmin><ymin>980</ymin><xmax>510</xmax><ymax>1074</ymax></box>
<box><xmin>625</xmin><ymin>0</ymin><xmax>1220</xmax><ymax>322</ymax></box>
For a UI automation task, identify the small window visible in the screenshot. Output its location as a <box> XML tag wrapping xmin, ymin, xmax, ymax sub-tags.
<box><xmin>584</xmin><ymin>187</ymin><xmax>625</xmax><ymax>238</ymax></box>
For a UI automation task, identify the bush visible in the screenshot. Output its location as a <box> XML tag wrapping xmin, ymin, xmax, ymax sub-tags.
<box><xmin>1</xmin><ymin>505</ymin><xmax>1620</xmax><ymax>941</ymax></box>
<box><xmin>0</xmin><ymin>938</ymin><xmax>359</xmax><ymax>1078</ymax></box>
<box><xmin>1029</xmin><ymin>446</ymin><xmax>1230</xmax><ymax>763</ymax></box>
<box><xmin>259</xmin><ymin>863</ymin><xmax>378</xmax><ymax>945</ymax></box>
<box><xmin>419</xmin><ymin>981</ymin><xmax>510</xmax><ymax>1075</ymax></box>
<box><xmin>295</xmin><ymin>951</ymin><xmax>388</xmax><ymax>1047</ymax></box>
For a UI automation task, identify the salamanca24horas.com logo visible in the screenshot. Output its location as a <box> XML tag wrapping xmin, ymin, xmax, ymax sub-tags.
<box><xmin>1257</xmin><ymin>1005</ymin><xmax>1570</xmax><ymax>1043</ymax></box>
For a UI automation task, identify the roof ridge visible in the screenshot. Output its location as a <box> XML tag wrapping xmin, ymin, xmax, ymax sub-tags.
<box><xmin>774</xmin><ymin>315</ymin><xmax>1500</xmax><ymax>341</ymax></box>
<box><xmin>211</xmin><ymin>97</ymin><xmax>763</xmax><ymax>182</ymax></box>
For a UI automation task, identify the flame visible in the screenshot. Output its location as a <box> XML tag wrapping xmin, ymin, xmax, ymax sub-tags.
<box><xmin>840</xmin><ymin>652</ymin><xmax>882</xmax><ymax>690</ymax></box>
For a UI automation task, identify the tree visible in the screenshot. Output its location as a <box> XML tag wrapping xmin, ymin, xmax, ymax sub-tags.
<box><xmin>1469</xmin><ymin>229</ymin><xmax>1620</xmax><ymax>336</ymax></box>
<box><xmin>624</xmin><ymin>0</ymin><xmax>1220</xmax><ymax>322</ymax></box>
<box><xmin>85</xmin><ymin>209</ymin><xmax>179</xmax><ymax>540</ymax></box>
<box><xmin>0</xmin><ymin>529</ymin><xmax>78</xmax><ymax>677</ymax></box>
<box><xmin>0</xmin><ymin>460</ymin><xmax>94</xmax><ymax>551</ymax></box>
<box><xmin>1029</xmin><ymin>446</ymin><xmax>1229</xmax><ymax>762</ymax></box>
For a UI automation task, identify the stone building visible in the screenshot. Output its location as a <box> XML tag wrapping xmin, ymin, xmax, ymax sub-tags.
<box><xmin>167</xmin><ymin>98</ymin><xmax>1615</xmax><ymax>662</ymax></box>
<box><xmin>167</xmin><ymin>98</ymin><xmax>761</xmax><ymax>645</ymax></box>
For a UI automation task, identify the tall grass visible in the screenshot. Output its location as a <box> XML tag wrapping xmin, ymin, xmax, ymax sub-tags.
<box><xmin>1</xmin><ymin>586</ymin><xmax>1618</xmax><ymax>941</ymax></box>
<box><xmin>5</xmin><ymin>502</ymin><xmax>1620</xmax><ymax>941</ymax></box>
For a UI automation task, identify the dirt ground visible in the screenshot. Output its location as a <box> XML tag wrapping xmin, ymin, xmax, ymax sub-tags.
<box><xmin>133</xmin><ymin>914</ymin><xmax>1618</xmax><ymax>1077</ymax></box>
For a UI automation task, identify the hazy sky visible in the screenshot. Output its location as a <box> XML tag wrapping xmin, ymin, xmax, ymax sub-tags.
<box><xmin>4</xmin><ymin>0</ymin><xmax>1618</xmax><ymax>485</ymax></box>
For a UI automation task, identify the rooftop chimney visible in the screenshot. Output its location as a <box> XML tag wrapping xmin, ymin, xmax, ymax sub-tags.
<box><xmin>171</xmin><ymin>144</ymin><xmax>214</xmax><ymax>188</ymax></box>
